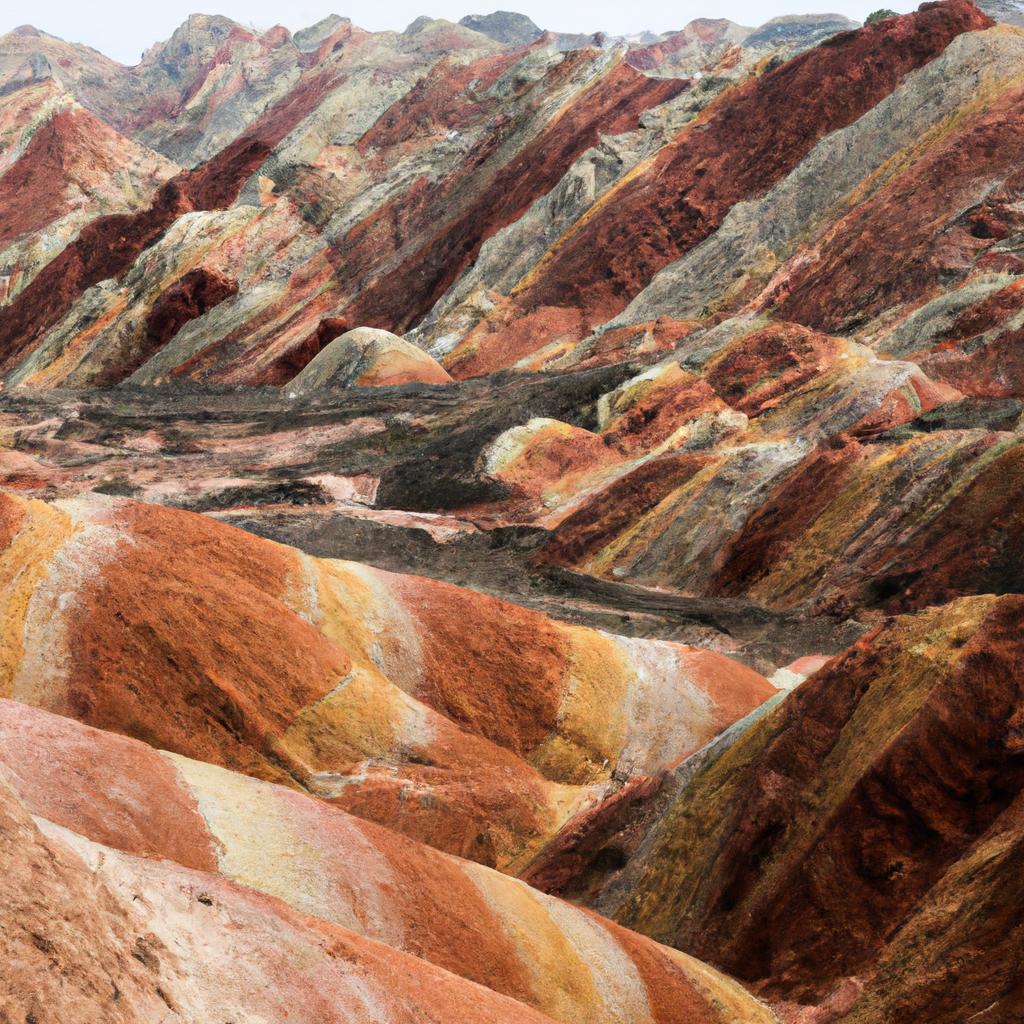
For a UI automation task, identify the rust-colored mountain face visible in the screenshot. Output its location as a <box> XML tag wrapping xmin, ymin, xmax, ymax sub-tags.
<box><xmin>2</xmin><ymin>3</ymin><xmax>1024</xmax><ymax>1021</ymax></box>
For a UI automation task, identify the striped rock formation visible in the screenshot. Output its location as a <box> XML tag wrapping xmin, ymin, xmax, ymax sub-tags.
<box><xmin>533</xmin><ymin>595</ymin><xmax>1024</xmax><ymax>1023</ymax></box>
<box><xmin>0</xmin><ymin>772</ymin><xmax>565</xmax><ymax>1024</ymax></box>
<box><xmin>0</xmin><ymin>698</ymin><xmax>777</xmax><ymax>1024</ymax></box>
<box><xmin>0</xmin><ymin>489</ymin><xmax>776</xmax><ymax>868</ymax></box>
<box><xmin>0</xmin><ymin>5</ymin><xmax>984</xmax><ymax>391</ymax></box>
<box><xmin>1</xmin><ymin>4</ymin><xmax>1023</xmax><ymax>1018</ymax></box>
<box><xmin>426</xmin><ymin>1</ymin><xmax>990</xmax><ymax>376</ymax></box>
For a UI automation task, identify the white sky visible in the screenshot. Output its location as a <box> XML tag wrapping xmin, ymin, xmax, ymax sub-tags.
<box><xmin>3</xmin><ymin>1</ymin><xmax>917</xmax><ymax>65</ymax></box>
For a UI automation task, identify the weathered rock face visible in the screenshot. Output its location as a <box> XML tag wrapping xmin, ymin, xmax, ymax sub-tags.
<box><xmin>0</xmin><ymin>2</ymin><xmax>994</xmax><ymax>393</ymax></box>
<box><xmin>980</xmin><ymin>0</ymin><xmax>1024</xmax><ymax>25</ymax></box>
<box><xmin>625</xmin><ymin>20</ymin><xmax>752</xmax><ymax>76</ymax></box>
<box><xmin>552</xmin><ymin>596</ymin><xmax>1024</xmax><ymax>1023</ymax></box>
<box><xmin>0</xmin><ymin>774</ymin><xmax>176</xmax><ymax>1024</ymax></box>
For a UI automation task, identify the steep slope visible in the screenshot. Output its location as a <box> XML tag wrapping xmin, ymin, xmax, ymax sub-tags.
<box><xmin>0</xmin><ymin>775</ymin><xmax>176</xmax><ymax>1023</ymax></box>
<box><xmin>435</xmin><ymin>1</ymin><xmax>991</xmax><ymax>377</ymax></box>
<box><xmin>0</xmin><ymin>699</ymin><xmax>778</xmax><ymax>1024</ymax></box>
<box><xmin>2</xmin><ymin>6</ymin><xmax>1024</xmax><ymax>1018</ymax></box>
<box><xmin>296</xmin><ymin>46</ymin><xmax>690</xmax><ymax>339</ymax></box>
<box><xmin>5</xmin><ymin>36</ymin><xmax>687</xmax><ymax>387</ymax></box>
<box><xmin>0</xmin><ymin>82</ymin><xmax>178</xmax><ymax>302</ymax></box>
<box><xmin>542</xmin><ymin>596</ymin><xmax>1024</xmax><ymax>1021</ymax></box>
<box><xmin>608</xmin><ymin>24</ymin><xmax>1024</xmax><ymax>334</ymax></box>
<box><xmin>625</xmin><ymin>19</ymin><xmax>751</xmax><ymax>75</ymax></box>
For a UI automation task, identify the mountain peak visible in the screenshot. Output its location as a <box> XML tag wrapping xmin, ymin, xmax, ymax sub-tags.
<box><xmin>458</xmin><ymin>10</ymin><xmax>544</xmax><ymax>44</ymax></box>
<box><xmin>293</xmin><ymin>13</ymin><xmax>350</xmax><ymax>50</ymax></box>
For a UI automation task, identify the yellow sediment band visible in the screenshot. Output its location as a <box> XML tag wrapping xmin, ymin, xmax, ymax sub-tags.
<box><xmin>0</xmin><ymin>497</ymin><xmax>73</xmax><ymax>696</ymax></box>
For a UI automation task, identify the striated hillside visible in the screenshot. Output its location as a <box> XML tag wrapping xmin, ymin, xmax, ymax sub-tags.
<box><xmin>531</xmin><ymin>596</ymin><xmax>1024</xmax><ymax>1023</ymax></box>
<box><xmin>2</xmin><ymin>2</ymin><xmax>1024</xmax><ymax>1021</ymax></box>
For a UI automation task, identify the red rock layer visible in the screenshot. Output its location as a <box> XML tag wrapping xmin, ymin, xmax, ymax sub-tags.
<box><xmin>774</xmin><ymin>80</ymin><xmax>1024</xmax><ymax>333</ymax></box>
<box><xmin>0</xmin><ymin>772</ymin><xmax>565</xmax><ymax>1024</ymax></box>
<box><xmin>1</xmin><ymin>491</ymin><xmax>778</xmax><ymax>868</ymax></box>
<box><xmin>541</xmin><ymin>452</ymin><xmax>715</xmax><ymax>568</ymax></box>
<box><xmin>921</xmin><ymin>323</ymin><xmax>1024</xmax><ymax>397</ymax></box>
<box><xmin>355</xmin><ymin>51</ymin><xmax>523</xmax><ymax>155</ymax></box>
<box><xmin>448</xmin><ymin>0</ymin><xmax>990</xmax><ymax>376</ymax></box>
<box><xmin>88</xmin><ymin>267</ymin><xmax>239</xmax><ymax>387</ymax></box>
<box><xmin>270</xmin><ymin>315</ymin><xmax>350</xmax><ymax>382</ymax></box>
<box><xmin>0</xmin><ymin>108</ymin><xmax>85</xmax><ymax>247</ymax></box>
<box><xmin>948</xmin><ymin>278</ymin><xmax>1024</xmax><ymax>340</ymax></box>
<box><xmin>703</xmin><ymin>323</ymin><xmax>840</xmax><ymax>418</ymax></box>
<box><xmin>0</xmin><ymin>67</ymin><xmax>341</xmax><ymax>376</ymax></box>
<box><xmin>25</xmin><ymin>498</ymin><xmax>565</xmax><ymax>863</ymax></box>
<box><xmin>338</xmin><ymin>55</ymin><xmax>689</xmax><ymax>333</ymax></box>
<box><xmin>391</xmin><ymin>571</ymin><xmax>567</xmax><ymax>754</ymax></box>
<box><xmin>710</xmin><ymin>432</ymin><xmax>1024</xmax><ymax>613</ymax></box>
<box><xmin>58</xmin><ymin>498</ymin><xmax>350</xmax><ymax>777</ymax></box>
<box><xmin>611</xmin><ymin>596</ymin><xmax>1024</xmax><ymax>1013</ymax></box>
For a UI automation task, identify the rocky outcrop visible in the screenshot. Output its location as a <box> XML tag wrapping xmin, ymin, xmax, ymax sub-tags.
<box><xmin>459</xmin><ymin>11</ymin><xmax>544</xmax><ymax>44</ymax></box>
<box><xmin>741</xmin><ymin>13</ymin><xmax>858</xmax><ymax>49</ymax></box>
<box><xmin>979</xmin><ymin>0</ymin><xmax>1024</xmax><ymax>25</ymax></box>
<box><xmin>0</xmin><ymin>65</ymin><xmax>342</xmax><ymax>384</ymax></box>
<box><xmin>0</xmin><ymin>3</ymin><xmax>999</xmax><ymax>391</ymax></box>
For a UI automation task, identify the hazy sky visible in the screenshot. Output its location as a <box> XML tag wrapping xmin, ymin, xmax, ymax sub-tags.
<box><xmin>4</xmin><ymin>0</ymin><xmax>916</xmax><ymax>65</ymax></box>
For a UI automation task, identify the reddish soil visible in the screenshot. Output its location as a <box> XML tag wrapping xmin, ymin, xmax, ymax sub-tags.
<box><xmin>393</xmin><ymin>573</ymin><xmax>569</xmax><ymax>757</ymax></box>
<box><xmin>0</xmin><ymin>704</ymin><xmax>219</xmax><ymax>871</ymax></box>
<box><xmin>58</xmin><ymin>500</ymin><xmax>349</xmax><ymax>782</ymax></box>
<box><xmin>603</xmin><ymin>374</ymin><xmax>724</xmax><ymax>456</ymax></box>
<box><xmin>0</xmin><ymin>109</ymin><xmax>84</xmax><ymax>248</ymax></box>
<box><xmin>704</xmin><ymin>323</ymin><xmax>837</xmax><ymax>417</ymax></box>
